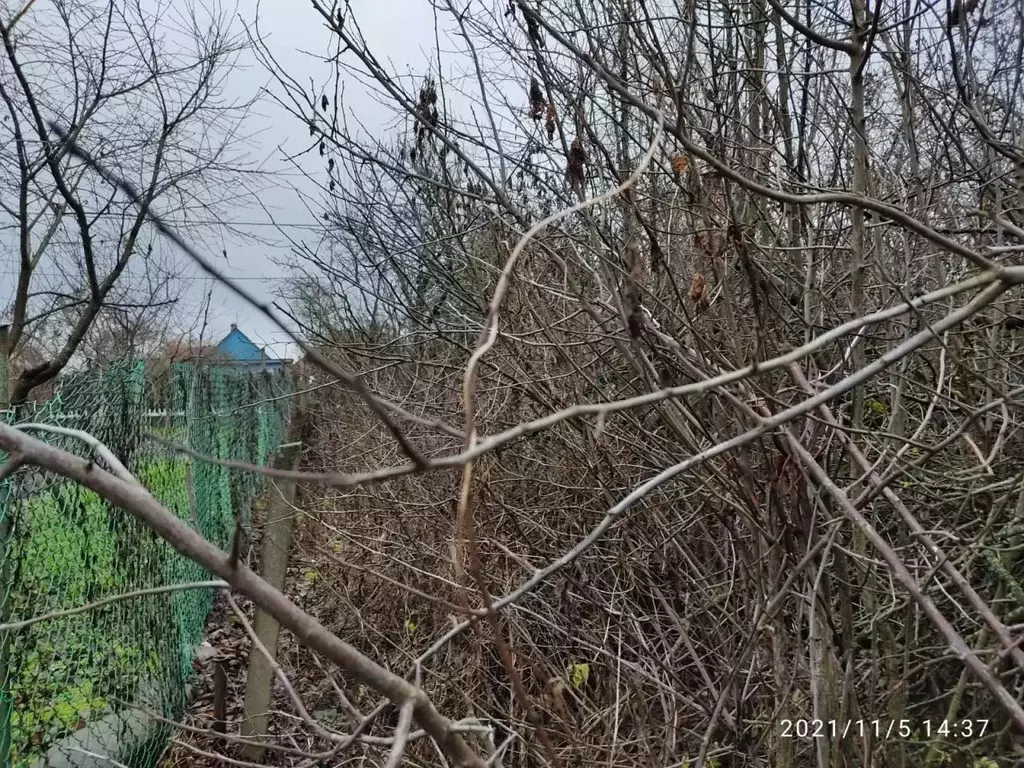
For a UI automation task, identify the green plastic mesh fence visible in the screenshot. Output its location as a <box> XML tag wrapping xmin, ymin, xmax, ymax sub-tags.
<box><xmin>0</xmin><ymin>361</ymin><xmax>293</xmax><ymax>768</ymax></box>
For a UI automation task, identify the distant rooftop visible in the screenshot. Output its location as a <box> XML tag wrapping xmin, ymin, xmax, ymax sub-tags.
<box><xmin>154</xmin><ymin>325</ymin><xmax>290</xmax><ymax>370</ymax></box>
<box><xmin>214</xmin><ymin>324</ymin><xmax>290</xmax><ymax>367</ymax></box>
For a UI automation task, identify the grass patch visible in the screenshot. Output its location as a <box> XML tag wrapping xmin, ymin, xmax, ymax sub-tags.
<box><xmin>5</xmin><ymin>458</ymin><xmax>194</xmax><ymax>767</ymax></box>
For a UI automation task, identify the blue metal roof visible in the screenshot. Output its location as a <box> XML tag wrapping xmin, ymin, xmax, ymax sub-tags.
<box><xmin>214</xmin><ymin>325</ymin><xmax>280</xmax><ymax>363</ymax></box>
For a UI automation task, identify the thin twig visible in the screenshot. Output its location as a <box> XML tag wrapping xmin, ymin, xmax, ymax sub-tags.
<box><xmin>382</xmin><ymin>699</ymin><xmax>416</xmax><ymax>768</ymax></box>
<box><xmin>0</xmin><ymin>580</ymin><xmax>228</xmax><ymax>632</ymax></box>
<box><xmin>15</xmin><ymin>422</ymin><xmax>135</xmax><ymax>482</ymax></box>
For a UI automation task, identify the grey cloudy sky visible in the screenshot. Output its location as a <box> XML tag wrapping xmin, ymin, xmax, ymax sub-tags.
<box><xmin>0</xmin><ymin>0</ymin><xmax>439</xmax><ymax>362</ymax></box>
<box><xmin>182</xmin><ymin>0</ymin><xmax>439</xmax><ymax>359</ymax></box>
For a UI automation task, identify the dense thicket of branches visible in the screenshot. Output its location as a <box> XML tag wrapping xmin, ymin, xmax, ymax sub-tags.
<box><xmin>221</xmin><ymin>0</ymin><xmax>1024</xmax><ymax>764</ymax></box>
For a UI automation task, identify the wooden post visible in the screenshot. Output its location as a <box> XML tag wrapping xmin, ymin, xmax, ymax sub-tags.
<box><xmin>212</xmin><ymin>661</ymin><xmax>227</xmax><ymax>735</ymax></box>
<box><xmin>240</xmin><ymin>440</ymin><xmax>302</xmax><ymax>761</ymax></box>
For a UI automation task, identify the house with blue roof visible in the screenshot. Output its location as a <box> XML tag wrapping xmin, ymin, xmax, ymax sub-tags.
<box><xmin>211</xmin><ymin>324</ymin><xmax>290</xmax><ymax>372</ymax></box>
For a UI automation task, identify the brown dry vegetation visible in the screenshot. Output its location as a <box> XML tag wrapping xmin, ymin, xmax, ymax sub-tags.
<box><xmin>206</xmin><ymin>0</ymin><xmax>1024</xmax><ymax>764</ymax></box>
<box><xmin>6</xmin><ymin>0</ymin><xmax>1024</xmax><ymax>766</ymax></box>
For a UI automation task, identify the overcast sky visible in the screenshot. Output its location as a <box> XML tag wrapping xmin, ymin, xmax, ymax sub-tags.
<box><xmin>0</xmin><ymin>0</ymin><xmax>440</xmax><ymax>363</ymax></box>
<box><xmin>180</xmin><ymin>0</ymin><xmax>439</xmax><ymax>360</ymax></box>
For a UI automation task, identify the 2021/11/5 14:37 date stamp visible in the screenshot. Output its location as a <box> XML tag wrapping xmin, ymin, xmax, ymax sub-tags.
<box><xmin>779</xmin><ymin>719</ymin><xmax>989</xmax><ymax>740</ymax></box>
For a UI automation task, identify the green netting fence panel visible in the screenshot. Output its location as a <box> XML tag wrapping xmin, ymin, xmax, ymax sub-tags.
<box><xmin>0</xmin><ymin>361</ymin><xmax>292</xmax><ymax>767</ymax></box>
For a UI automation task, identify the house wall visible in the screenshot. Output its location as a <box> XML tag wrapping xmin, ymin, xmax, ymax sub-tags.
<box><xmin>209</xmin><ymin>360</ymin><xmax>285</xmax><ymax>372</ymax></box>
